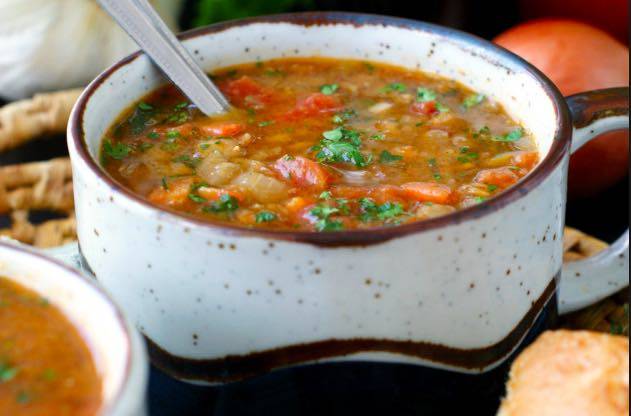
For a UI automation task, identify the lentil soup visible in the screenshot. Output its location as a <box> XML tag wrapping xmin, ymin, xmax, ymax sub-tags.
<box><xmin>0</xmin><ymin>277</ymin><xmax>101</xmax><ymax>415</ymax></box>
<box><xmin>101</xmin><ymin>58</ymin><xmax>538</xmax><ymax>231</ymax></box>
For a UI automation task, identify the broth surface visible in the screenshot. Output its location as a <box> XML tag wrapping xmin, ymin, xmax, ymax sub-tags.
<box><xmin>0</xmin><ymin>277</ymin><xmax>101</xmax><ymax>415</ymax></box>
<box><xmin>101</xmin><ymin>58</ymin><xmax>538</xmax><ymax>231</ymax></box>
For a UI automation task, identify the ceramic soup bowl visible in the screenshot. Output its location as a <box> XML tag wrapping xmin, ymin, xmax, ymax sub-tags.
<box><xmin>0</xmin><ymin>241</ymin><xmax>148</xmax><ymax>414</ymax></box>
<box><xmin>67</xmin><ymin>13</ymin><xmax>629</xmax><ymax>384</ymax></box>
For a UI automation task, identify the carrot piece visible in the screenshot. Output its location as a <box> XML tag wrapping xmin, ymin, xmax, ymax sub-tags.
<box><xmin>400</xmin><ymin>182</ymin><xmax>453</xmax><ymax>204</ymax></box>
<box><xmin>410</xmin><ymin>101</ymin><xmax>438</xmax><ymax>116</ymax></box>
<box><xmin>511</xmin><ymin>151</ymin><xmax>538</xmax><ymax>170</ymax></box>
<box><xmin>200</xmin><ymin>122</ymin><xmax>245</xmax><ymax>137</ymax></box>
<box><xmin>474</xmin><ymin>167</ymin><xmax>523</xmax><ymax>187</ymax></box>
<box><xmin>286</xmin><ymin>196</ymin><xmax>313</xmax><ymax>215</ymax></box>
<box><xmin>273</xmin><ymin>156</ymin><xmax>332</xmax><ymax>189</ymax></box>
<box><xmin>148</xmin><ymin>177</ymin><xmax>195</xmax><ymax>207</ymax></box>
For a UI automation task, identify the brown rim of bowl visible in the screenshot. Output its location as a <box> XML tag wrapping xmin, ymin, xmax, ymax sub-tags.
<box><xmin>0</xmin><ymin>241</ymin><xmax>135</xmax><ymax>414</ymax></box>
<box><xmin>69</xmin><ymin>12</ymin><xmax>572</xmax><ymax>247</ymax></box>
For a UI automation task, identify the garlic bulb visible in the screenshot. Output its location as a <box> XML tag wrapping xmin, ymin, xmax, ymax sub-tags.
<box><xmin>0</xmin><ymin>0</ymin><xmax>183</xmax><ymax>100</ymax></box>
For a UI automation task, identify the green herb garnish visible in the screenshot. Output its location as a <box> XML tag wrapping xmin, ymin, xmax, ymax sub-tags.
<box><xmin>379</xmin><ymin>150</ymin><xmax>402</xmax><ymax>163</ymax></box>
<box><xmin>320</xmin><ymin>84</ymin><xmax>339</xmax><ymax>95</ymax></box>
<box><xmin>256</xmin><ymin>211</ymin><xmax>278</xmax><ymax>223</ymax></box>
<box><xmin>203</xmin><ymin>194</ymin><xmax>239</xmax><ymax>213</ymax></box>
<box><xmin>370</xmin><ymin>134</ymin><xmax>385</xmax><ymax>140</ymax></box>
<box><xmin>312</xmin><ymin>127</ymin><xmax>370</xmax><ymax>167</ymax></box>
<box><xmin>138</xmin><ymin>102</ymin><xmax>154</xmax><ymax>111</ymax></box>
<box><xmin>42</xmin><ymin>368</ymin><xmax>56</xmax><ymax>381</ymax></box>
<box><xmin>258</xmin><ymin>120</ymin><xmax>274</xmax><ymax>127</ymax></box>
<box><xmin>487</xmin><ymin>184</ymin><xmax>498</xmax><ymax>192</ymax></box>
<box><xmin>0</xmin><ymin>363</ymin><xmax>17</xmax><ymax>382</ymax></box>
<box><xmin>416</xmin><ymin>87</ymin><xmax>437</xmax><ymax>102</ymax></box>
<box><xmin>309</xmin><ymin>204</ymin><xmax>343</xmax><ymax>231</ymax></box>
<box><xmin>462</xmin><ymin>93</ymin><xmax>485</xmax><ymax>109</ymax></box>
<box><xmin>359</xmin><ymin>198</ymin><xmax>406</xmax><ymax>223</ymax></box>
<box><xmin>172</xmin><ymin>154</ymin><xmax>201</xmax><ymax>169</ymax></box>
<box><xmin>332</xmin><ymin>108</ymin><xmax>357</xmax><ymax>124</ymax></box>
<box><xmin>103</xmin><ymin>139</ymin><xmax>132</xmax><ymax>161</ymax></box>
<box><xmin>491</xmin><ymin>128</ymin><xmax>524</xmax><ymax>142</ymax></box>
<box><xmin>16</xmin><ymin>391</ymin><xmax>30</xmax><ymax>404</ymax></box>
<box><xmin>379</xmin><ymin>82</ymin><xmax>406</xmax><ymax>94</ymax></box>
<box><xmin>319</xmin><ymin>191</ymin><xmax>332</xmax><ymax>200</ymax></box>
<box><xmin>147</xmin><ymin>132</ymin><xmax>160</xmax><ymax>140</ymax></box>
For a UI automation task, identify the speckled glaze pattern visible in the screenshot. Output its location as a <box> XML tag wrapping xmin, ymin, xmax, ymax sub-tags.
<box><xmin>0</xmin><ymin>240</ymin><xmax>148</xmax><ymax>415</ymax></box>
<box><xmin>67</xmin><ymin>13</ymin><xmax>628</xmax><ymax>383</ymax></box>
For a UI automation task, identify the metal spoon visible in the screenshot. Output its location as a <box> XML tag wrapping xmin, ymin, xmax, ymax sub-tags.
<box><xmin>97</xmin><ymin>0</ymin><xmax>230</xmax><ymax>115</ymax></box>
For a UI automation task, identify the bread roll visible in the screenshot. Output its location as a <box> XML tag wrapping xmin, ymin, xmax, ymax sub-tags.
<box><xmin>498</xmin><ymin>330</ymin><xmax>629</xmax><ymax>416</ymax></box>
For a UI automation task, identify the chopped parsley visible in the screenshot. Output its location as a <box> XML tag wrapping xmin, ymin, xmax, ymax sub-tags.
<box><xmin>258</xmin><ymin>120</ymin><xmax>274</xmax><ymax>127</ymax></box>
<box><xmin>147</xmin><ymin>131</ymin><xmax>160</xmax><ymax>140</ymax></box>
<box><xmin>129</xmin><ymin>105</ymin><xmax>154</xmax><ymax>134</ymax></box>
<box><xmin>472</xmin><ymin>126</ymin><xmax>491</xmax><ymax>139</ymax></box>
<box><xmin>202</xmin><ymin>194</ymin><xmax>239</xmax><ymax>213</ymax></box>
<box><xmin>428</xmin><ymin>158</ymin><xmax>442</xmax><ymax>180</ymax></box>
<box><xmin>416</xmin><ymin>87</ymin><xmax>437</xmax><ymax>102</ymax></box>
<box><xmin>188</xmin><ymin>182</ymin><xmax>209</xmax><ymax>203</ymax></box>
<box><xmin>359</xmin><ymin>198</ymin><xmax>406</xmax><ymax>223</ymax></box>
<box><xmin>416</xmin><ymin>87</ymin><xmax>449</xmax><ymax>112</ymax></box>
<box><xmin>16</xmin><ymin>391</ymin><xmax>30</xmax><ymax>404</ymax></box>
<box><xmin>42</xmin><ymin>368</ymin><xmax>57</xmax><ymax>381</ymax></box>
<box><xmin>332</xmin><ymin>108</ymin><xmax>357</xmax><ymax>124</ymax></box>
<box><xmin>320</xmin><ymin>84</ymin><xmax>339</xmax><ymax>95</ymax></box>
<box><xmin>264</xmin><ymin>68</ymin><xmax>286</xmax><ymax>77</ymax></box>
<box><xmin>0</xmin><ymin>363</ymin><xmax>17</xmax><ymax>382</ymax></box>
<box><xmin>312</xmin><ymin>127</ymin><xmax>370</xmax><ymax>168</ymax></box>
<box><xmin>139</xmin><ymin>142</ymin><xmax>154</xmax><ymax>152</ymax></box>
<box><xmin>462</xmin><ymin>93</ymin><xmax>485</xmax><ymax>109</ymax></box>
<box><xmin>256</xmin><ymin>211</ymin><xmax>278</xmax><ymax>223</ymax></box>
<box><xmin>363</xmin><ymin>62</ymin><xmax>375</xmax><ymax>73</ymax></box>
<box><xmin>166</xmin><ymin>130</ymin><xmax>180</xmax><ymax>139</ymax></box>
<box><xmin>319</xmin><ymin>191</ymin><xmax>332</xmax><ymax>200</ymax></box>
<box><xmin>370</xmin><ymin>134</ymin><xmax>385</xmax><ymax>140</ymax></box>
<box><xmin>161</xmin><ymin>177</ymin><xmax>169</xmax><ymax>190</ymax></box>
<box><xmin>188</xmin><ymin>193</ymin><xmax>207</xmax><ymax>204</ymax></box>
<box><xmin>379</xmin><ymin>82</ymin><xmax>407</xmax><ymax>94</ymax></box>
<box><xmin>160</xmin><ymin>136</ymin><xmax>179</xmax><ymax>152</ymax></box>
<box><xmin>487</xmin><ymin>184</ymin><xmax>498</xmax><ymax>192</ymax></box>
<box><xmin>457</xmin><ymin>146</ymin><xmax>479</xmax><ymax>163</ymax></box>
<box><xmin>309</xmin><ymin>204</ymin><xmax>343</xmax><ymax>231</ymax></box>
<box><xmin>137</xmin><ymin>102</ymin><xmax>154</xmax><ymax>111</ymax></box>
<box><xmin>491</xmin><ymin>128</ymin><xmax>524</xmax><ymax>142</ymax></box>
<box><xmin>172</xmin><ymin>154</ymin><xmax>201</xmax><ymax>169</ymax></box>
<box><xmin>102</xmin><ymin>139</ymin><xmax>132</xmax><ymax>161</ymax></box>
<box><xmin>336</xmin><ymin>198</ymin><xmax>350</xmax><ymax>215</ymax></box>
<box><xmin>379</xmin><ymin>150</ymin><xmax>403</xmax><ymax>163</ymax></box>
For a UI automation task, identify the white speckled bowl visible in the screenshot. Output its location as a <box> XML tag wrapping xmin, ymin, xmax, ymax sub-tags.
<box><xmin>67</xmin><ymin>13</ymin><xmax>629</xmax><ymax>383</ymax></box>
<box><xmin>0</xmin><ymin>241</ymin><xmax>148</xmax><ymax>414</ymax></box>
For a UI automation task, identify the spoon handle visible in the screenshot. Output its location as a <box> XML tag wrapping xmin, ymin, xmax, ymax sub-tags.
<box><xmin>97</xmin><ymin>0</ymin><xmax>230</xmax><ymax>115</ymax></box>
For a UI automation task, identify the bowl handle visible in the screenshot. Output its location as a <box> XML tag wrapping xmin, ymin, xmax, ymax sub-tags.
<box><xmin>558</xmin><ymin>87</ymin><xmax>629</xmax><ymax>314</ymax></box>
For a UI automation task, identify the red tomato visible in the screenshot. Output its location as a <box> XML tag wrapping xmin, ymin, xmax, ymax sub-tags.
<box><xmin>494</xmin><ymin>20</ymin><xmax>629</xmax><ymax>198</ymax></box>
<box><xmin>222</xmin><ymin>76</ymin><xmax>271</xmax><ymax>108</ymax></box>
<box><xmin>519</xmin><ymin>0</ymin><xmax>629</xmax><ymax>44</ymax></box>
<box><xmin>410</xmin><ymin>101</ymin><xmax>438</xmax><ymax>116</ymax></box>
<box><xmin>284</xmin><ymin>93</ymin><xmax>341</xmax><ymax>120</ymax></box>
<box><xmin>273</xmin><ymin>156</ymin><xmax>332</xmax><ymax>190</ymax></box>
